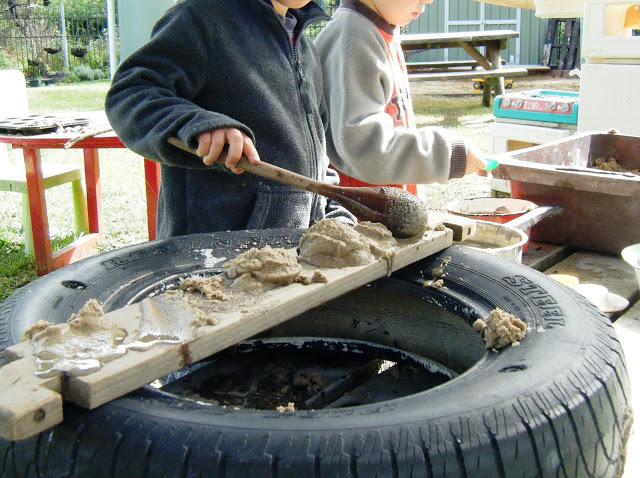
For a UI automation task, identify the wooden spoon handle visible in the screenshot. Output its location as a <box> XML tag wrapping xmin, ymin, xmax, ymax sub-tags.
<box><xmin>167</xmin><ymin>137</ymin><xmax>338</xmax><ymax>199</ymax></box>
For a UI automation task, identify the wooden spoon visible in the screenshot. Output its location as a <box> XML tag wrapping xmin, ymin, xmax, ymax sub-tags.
<box><xmin>168</xmin><ymin>137</ymin><xmax>428</xmax><ymax>238</ymax></box>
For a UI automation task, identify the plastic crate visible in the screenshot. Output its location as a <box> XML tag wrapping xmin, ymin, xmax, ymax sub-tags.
<box><xmin>493</xmin><ymin>132</ymin><xmax>640</xmax><ymax>253</ymax></box>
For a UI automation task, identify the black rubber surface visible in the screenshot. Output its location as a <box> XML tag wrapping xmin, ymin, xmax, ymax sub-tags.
<box><xmin>0</xmin><ymin>229</ymin><xmax>632</xmax><ymax>477</ymax></box>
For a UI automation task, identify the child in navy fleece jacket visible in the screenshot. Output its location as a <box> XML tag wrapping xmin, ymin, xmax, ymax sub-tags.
<box><xmin>106</xmin><ymin>0</ymin><xmax>355</xmax><ymax>238</ymax></box>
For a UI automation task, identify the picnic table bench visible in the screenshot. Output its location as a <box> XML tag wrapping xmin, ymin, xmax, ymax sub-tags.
<box><xmin>405</xmin><ymin>58</ymin><xmax>505</xmax><ymax>71</ymax></box>
<box><xmin>401</xmin><ymin>30</ymin><xmax>528</xmax><ymax>106</ymax></box>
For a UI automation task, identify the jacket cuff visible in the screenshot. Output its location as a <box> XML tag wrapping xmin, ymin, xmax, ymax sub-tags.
<box><xmin>178</xmin><ymin>117</ymin><xmax>255</xmax><ymax>151</ymax></box>
<box><xmin>448</xmin><ymin>140</ymin><xmax>467</xmax><ymax>179</ymax></box>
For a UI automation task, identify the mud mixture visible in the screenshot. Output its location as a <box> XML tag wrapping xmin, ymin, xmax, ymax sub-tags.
<box><xmin>298</xmin><ymin>219</ymin><xmax>396</xmax><ymax>268</ymax></box>
<box><xmin>29</xmin><ymin>299</ymin><xmax>128</xmax><ymax>377</ymax></box>
<box><xmin>224</xmin><ymin>246</ymin><xmax>302</xmax><ymax>293</ymax></box>
<box><xmin>473</xmin><ymin>308</ymin><xmax>527</xmax><ymax>351</ymax></box>
<box><xmin>25</xmin><ymin>219</ymin><xmax>400</xmax><ymax>378</ymax></box>
<box><xmin>593</xmin><ymin>157</ymin><xmax>639</xmax><ymax>175</ymax></box>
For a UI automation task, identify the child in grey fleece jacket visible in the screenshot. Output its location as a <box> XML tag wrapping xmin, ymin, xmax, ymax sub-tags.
<box><xmin>106</xmin><ymin>0</ymin><xmax>355</xmax><ymax>239</ymax></box>
<box><xmin>314</xmin><ymin>0</ymin><xmax>487</xmax><ymax>191</ymax></box>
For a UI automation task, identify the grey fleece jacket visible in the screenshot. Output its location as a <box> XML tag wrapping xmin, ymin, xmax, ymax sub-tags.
<box><xmin>105</xmin><ymin>0</ymin><xmax>355</xmax><ymax>238</ymax></box>
<box><xmin>314</xmin><ymin>0</ymin><xmax>468</xmax><ymax>185</ymax></box>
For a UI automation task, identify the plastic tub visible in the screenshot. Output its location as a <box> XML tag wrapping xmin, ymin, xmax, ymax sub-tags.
<box><xmin>446</xmin><ymin>197</ymin><xmax>537</xmax><ymax>224</ymax></box>
<box><xmin>491</xmin><ymin>132</ymin><xmax>640</xmax><ymax>254</ymax></box>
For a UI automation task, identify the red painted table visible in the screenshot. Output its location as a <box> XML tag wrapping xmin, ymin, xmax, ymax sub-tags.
<box><xmin>0</xmin><ymin>129</ymin><xmax>160</xmax><ymax>276</ymax></box>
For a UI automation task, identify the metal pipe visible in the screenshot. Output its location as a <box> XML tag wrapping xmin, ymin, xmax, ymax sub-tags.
<box><xmin>59</xmin><ymin>2</ymin><xmax>69</xmax><ymax>72</ymax></box>
<box><xmin>107</xmin><ymin>0</ymin><xmax>118</xmax><ymax>78</ymax></box>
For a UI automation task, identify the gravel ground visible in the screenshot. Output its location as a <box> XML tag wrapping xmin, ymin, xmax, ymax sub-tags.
<box><xmin>409</xmin><ymin>74</ymin><xmax>580</xmax><ymax>96</ymax></box>
<box><xmin>412</xmin><ymin>74</ymin><xmax>580</xmax><ymax>212</ymax></box>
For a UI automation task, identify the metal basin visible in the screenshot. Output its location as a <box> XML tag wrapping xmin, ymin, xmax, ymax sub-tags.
<box><xmin>457</xmin><ymin>205</ymin><xmax>563</xmax><ymax>262</ymax></box>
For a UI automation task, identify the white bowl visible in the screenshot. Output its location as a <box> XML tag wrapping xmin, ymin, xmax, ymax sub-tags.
<box><xmin>574</xmin><ymin>283</ymin><xmax>629</xmax><ymax>314</ymax></box>
<box><xmin>621</xmin><ymin>244</ymin><xmax>640</xmax><ymax>291</ymax></box>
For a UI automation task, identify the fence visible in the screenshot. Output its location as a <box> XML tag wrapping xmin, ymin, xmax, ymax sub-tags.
<box><xmin>0</xmin><ymin>0</ymin><xmax>346</xmax><ymax>80</ymax></box>
<box><xmin>305</xmin><ymin>0</ymin><xmax>338</xmax><ymax>39</ymax></box>
<box><xmin>0</xmin><ymin>2</ymin><xmax>110</xmax><ymax>79</ymax></box>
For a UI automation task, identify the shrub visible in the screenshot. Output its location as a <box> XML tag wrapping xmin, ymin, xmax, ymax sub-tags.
<box><xmin>85</xmin><ymin>28</ymin><xmax>113</xmax><ymax>70</ymax></box>
<box><xmin>68</xmin><ymin>64</ymin><xmax>106</xmax><ymax>82</ymax></box>
<box><xmin>0</xmin><ymin>49</ymin><xmax>22</xmax><ymax>70</ymax></box>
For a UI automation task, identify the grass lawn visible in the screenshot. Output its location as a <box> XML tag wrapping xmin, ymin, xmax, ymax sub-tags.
<box><xmin>0</xmin><ymin>80</ymin><xmax>494</xmax><ymax>301</ymax></box>
<box><xmin>26</xmin><ymin>80</ymin><xmax>113</xmax><ymax>114</ymax></box>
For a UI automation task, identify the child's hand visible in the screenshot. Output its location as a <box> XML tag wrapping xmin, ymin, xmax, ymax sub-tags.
<box><xmin>197</xmin><ymin>128</ymin><xmax>260</xmax><ymax>174</ymax></box>
<box><xmin>464</xmin><ymin>143</ymin><xmax>488</xmax><ymax>176</ymax></box>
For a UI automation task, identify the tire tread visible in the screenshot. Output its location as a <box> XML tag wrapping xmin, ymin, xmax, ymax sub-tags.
<box><xmin>0</xmin><ymin>241</ymin><xmax>631</xmax><ymax>478</ymax></box>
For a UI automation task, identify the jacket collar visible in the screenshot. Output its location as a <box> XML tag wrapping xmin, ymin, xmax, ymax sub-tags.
<box><xmin>340</xmin><ymin>0</ymin><xmax>396</xmax><ymax>36</ymax></box>
<box><xmin>257</xmin><ymin>0</ymin><xmax>329</xmax><ymax>34</ymax></box>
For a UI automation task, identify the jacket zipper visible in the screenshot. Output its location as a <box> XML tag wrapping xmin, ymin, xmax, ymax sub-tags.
<box><xmin>265</xmin><ymin>2</ymin><xmax>329</xmax><ymax>219</ymax></box>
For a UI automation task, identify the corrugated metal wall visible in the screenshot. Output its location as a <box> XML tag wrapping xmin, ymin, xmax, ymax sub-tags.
<box><xmin>405</xmin><ymin>0</ymin><xmax>548</xmax><ymax>66</ymax></box>
<box><xmin>519</xmin><ymin>8</ymin><xmax>548</xmax><ymax>65</ymax></box>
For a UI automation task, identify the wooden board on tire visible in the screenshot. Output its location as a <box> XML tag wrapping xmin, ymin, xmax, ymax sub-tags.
<box><xmin>0</xmin><ymin>227</ymin><xmax>453</xmax><ymax>441</ymax></box>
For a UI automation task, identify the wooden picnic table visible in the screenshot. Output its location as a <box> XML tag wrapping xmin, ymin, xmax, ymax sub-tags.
<box><xmin>0</xmin><ymin>115</ymin><xmax>160</xmax><ymax>276</ymax></box>
<box><xmin>400</xmin><ymin>30</ymin><xmax>527</xmax><ymax>106</ymax></box>
<box><xmin>521</xmin><ymin>241</ymin><xmax>640</xmax><ymax>478</ymax></box>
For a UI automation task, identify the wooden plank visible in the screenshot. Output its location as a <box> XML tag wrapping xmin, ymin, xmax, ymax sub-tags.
<box><xmin>0</xmin><ymin>228</ymin><xmax>454</xmax><ymax>441</ymax></box>
<box><xmin>408</xmin><ymin>67</ymin><xmax>528</xmax><ymax>82</ymax></box>
<box><xmin>405</xmin><ymin>60</ymin><xmax>505</xmax><ymax>71</ymax></box>
<box><xmin>428</xmin><ymin>211</ymin><xmax>476</xmax><ymax>242</ymax></box>
<box><xmin>541</xmin><ymin>19</ymin><xmax>558</xmax><ymax>67</ymax></box>
<box><xmin>566</xmin><ymin>20</ymin><xmax>581</xmax><ymax>71</ymax></box>
<box><xmin>0</xmin><ymin>344</ymin><xmax>63</xmax><ymax>441</ymax></box>
<box><xmin>557</xmin><ymin>19</ymin><xmax>573</xmax><ymax>71</ymax></box>
<box><xmin>0</xmin><ymin>165</ymin><xmax>83</xmax><ymax>194</ymax></box>
<box><xmin>522</xmin><ymin>241</ymin><xmax>574</xmax><ymax>271</ymax></box>
<box><xmin>458</xmin><ymin>42</ymin><xmax>493</xmax><ymax>70</ymax></box>
<box><xmin>400</xmin><ymin>30</ymin><xmax>520</xmax><ymax>52</ymax></box>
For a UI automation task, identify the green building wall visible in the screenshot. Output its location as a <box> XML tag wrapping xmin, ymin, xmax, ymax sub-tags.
<box><xmin>117</xmin><ymin>0</ymin><xmax>175</xmax><ymax>61</ymax></box>
<box><xmin>404</xmin><ymin>0</ymin><xmax>548</xmax><ymax>66</ymax></box>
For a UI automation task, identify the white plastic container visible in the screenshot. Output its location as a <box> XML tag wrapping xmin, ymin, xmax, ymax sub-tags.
<box><xmin>493</xmin><ymin>121</ymin><xmax>576</xmax><ymax>153</ymax></box>
<box><xmin>491</xmin><ymin>121</ymin><xmax>576</xmax><ymax>194</ymax></box>
<box><xmin>582</xmin><ymin>1</ymin><xmax>640</xmax><ymax>61</ymax></box>
<box><xmin>577</xmin><ymin>63</ymin><xmax>640</xmax><ymax>135</ymax></box>
<box><xmin>534</xmin><ymin>0</ymin><xmax>584</xmax><ymax>18</ymax></box>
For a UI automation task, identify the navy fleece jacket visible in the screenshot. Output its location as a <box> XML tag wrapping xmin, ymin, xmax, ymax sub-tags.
<box><xmin>105</xmin><ymin>0</ymin><xmax>355</xmax><ymax>238</ymax></box>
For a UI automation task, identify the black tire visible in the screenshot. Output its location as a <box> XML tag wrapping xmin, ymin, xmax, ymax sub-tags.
<box><xmin>473</xmin><ymin>81</ymin><xmax>482</xmax><ymax>90</ymax></box>
<box><xmin>0</xmin><ymin>231</ymin><xmax>632</xmax><ymax>477</ymax></box>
